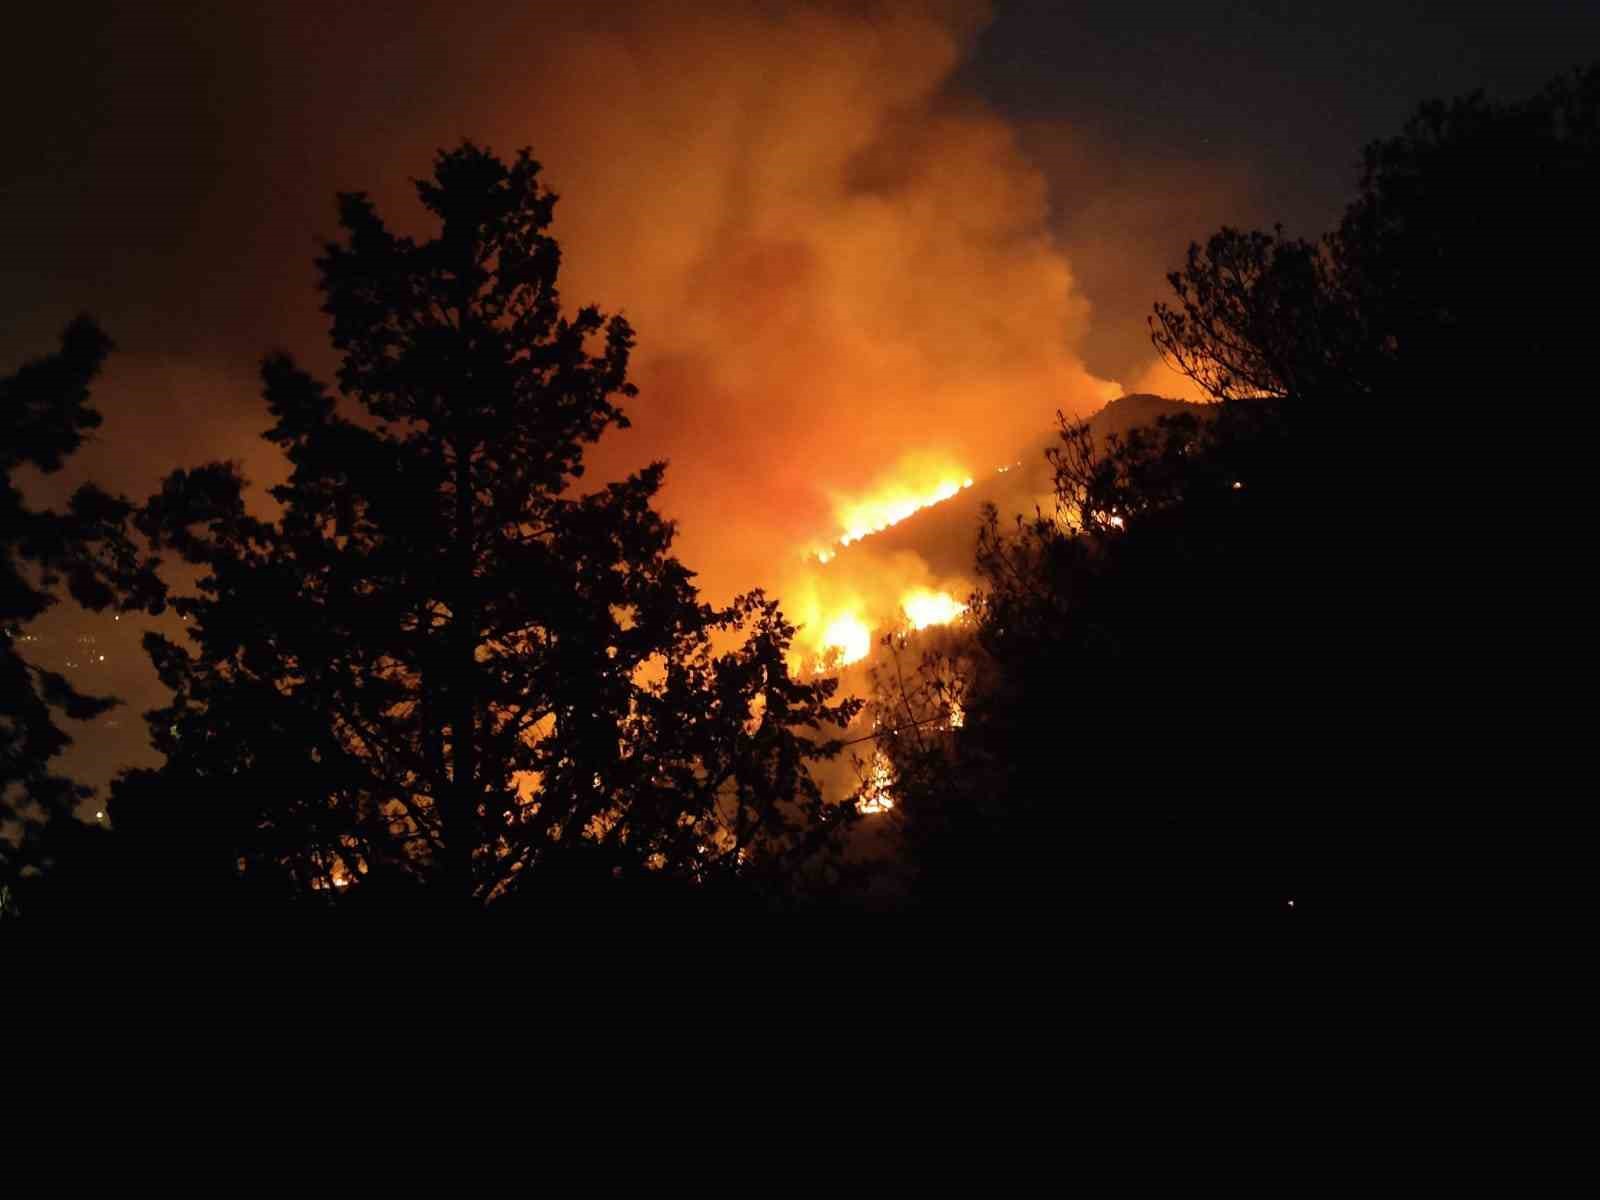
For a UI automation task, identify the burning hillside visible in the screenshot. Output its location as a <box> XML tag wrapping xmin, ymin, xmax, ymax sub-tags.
<box><xmin>782</xmin><ymin>393</ymin><xmax>1199</xmax><ymax>677</ymax></box>
<box><xmin>776</xmin><ymin>393</ymin><xmax>1199</xmax><ymax>815</ymax></box>
<box><xmin>812</xmin><ymin>459</ymin><xmax>978</xmax><ymax>562</ymax></box>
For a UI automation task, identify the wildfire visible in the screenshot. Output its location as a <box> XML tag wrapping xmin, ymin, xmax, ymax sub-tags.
<box><xmin>813</xmin><ymin>466</ymin><xmax>977</xmax><ymax>561</ymax></box>
<box><xmin>792</xmin><ymin>457</ymin><xmax>982</xmax><ymax>674</ymax></box>
<box><xmin>819</xmin><ymin>612</ymin><xmax>873</xmax><ymax>667</ymax></box>
<box><xmin>837</xmin><ymin>475</ymin><xmax>973</xmax><ymax>546</ymax></box>
<box><xmin>800</xmin><ymin>589</ymin><xmax>970</xmax><ymax>675</ymax></box>
<box><xmin>859</xmin><ymin>750</ymin><xmax>896</xmax><ymax>814</ymax></box>
<box><xmin>901</xmin><ymin>588</ymin><xmax>966</xmax><ymax>630</ymax></box>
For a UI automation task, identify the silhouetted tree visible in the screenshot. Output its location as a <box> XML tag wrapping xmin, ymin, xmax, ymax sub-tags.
<box><xmin>868</xmin><ymin>407</ymin><xmax>1306</xmax><ymax>918</ymax></box>
<box><xmin>1153</xmin><ymin>62</ymin><xmax>1599</xmax><ymax>463</ymax></box>
<box><xmin>125</xmin><ymin>144</ymin><xmax>860</xmax><ymax>911</ymax></box>
<box><xmin>873</xmin><ymin>67</ymin><xmax>1600</xmax><ymax>920</ymax></box>
<box><xmin>1</xmin><ymin>320</ymin><xmax>161</xmax><ymax>898</ymax></box>
<box><xmin>1154</xmin><ymin>65</ymin><xmax>1600</xmax><ymax>685</ymax></box>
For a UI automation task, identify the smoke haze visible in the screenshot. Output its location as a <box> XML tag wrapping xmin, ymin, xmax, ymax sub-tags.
<box><xmin>6</xmin><ymin>1</ymin><xmax>1266</xmax><ymax>788</ymax></box>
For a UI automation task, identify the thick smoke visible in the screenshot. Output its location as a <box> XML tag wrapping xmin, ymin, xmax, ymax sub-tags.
<box><xmin>514</xmin><ymin>4</ymin><xmax>1123</xmax><ymax>600</ymax></box>
<box><xmin>14</xmin><ymin>2</ymin><xmax>1157</xmax><ymax>605</ymax></box>
<box><xmin>263</xmin><ymin>2</ymin><xmax>1129</xmax><ymax>630</ymax></box>
<box><xmin>12</xmin><ymin>0</ymin><xmax>1227</xmax><ymax>791</ymax></box>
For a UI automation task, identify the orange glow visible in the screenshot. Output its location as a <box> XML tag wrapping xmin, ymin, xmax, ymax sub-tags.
<box><xmin>834</xmin><ymin>473</ymin><xmax>975</xmax><ymax>548</ymax></box>
<box><xmin>785</xmin><ymin>457</ymin><xmax>984</xmax><ymax>674</ymax></box>
<box><xmin>819</xmin><ymin>612</ymin><xmax>872</xmax><ymax>667</ymax></box>
<box><xmin>859</xmin><ymin>750</ymin><xmax>896</xmax><ymax>814</ymax></box>
<box><xmin>900</xmin><ymin>588</ymin><xmax>967</xmax><ymax>630</ymax></box>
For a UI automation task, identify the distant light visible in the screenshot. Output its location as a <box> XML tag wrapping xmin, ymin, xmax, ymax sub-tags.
<box><xmin>99</xmin><ymin>654</ymin><xmax>105</xmax><ymax>661</ymax></box>
<box><xmin>95</xmin><ymin>811</ymin><xmax>104</xmax><ymax>820</ymax></box>
<box><xmin>1286</xmin><ymin>899</ymin><xmax>1295</xmax><ymax>908</ymax></box>
<box><xmin>1232</xmin><ymin>481</ymin><xmax>1243</xmax><ymax>490</ymax></box>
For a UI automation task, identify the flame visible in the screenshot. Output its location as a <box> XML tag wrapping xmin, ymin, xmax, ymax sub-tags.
<box><xmin>836</xmin><ymin>475</ymin><xmax>975</xmax><ymax>547</ymax></box>
<box><xmin>789</xmin><ymin>457</ymin><xmax>981</xmax><ymax>673</ymax></box>
<box><xmin>819</xmin><ymin>612</ymin><xmax>872</xmax><ymax>667</ymax></box>
<box><xmin>859</xmin><ymin>750</ymin><xmax>896</xmax><ymax>814</ymax></box>
<box><xmin>900</xmin><ymin>588</ymin><xmax>967</xmax><ymax>631</ymax></box>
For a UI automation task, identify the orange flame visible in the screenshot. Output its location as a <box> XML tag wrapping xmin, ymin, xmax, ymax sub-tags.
<box><xmin>811</xmin><ymin>458</ymin><xmax>978</xmax><ymax>562</ymax></box>
<box><xmin>818</xmin><ymin>612</ymin><xmax>872</xmax><ymax>667</ymax></box>
<box><xmin>900</xmin><ymin>587</ymin><xmax>967</xmax><ymax>630</ymax></box>
<box><xmin>859</xmin><ymin>749</ymin><xmax>896</xmax><ymax>814</ymax></box>
<box><xmin>790</xmin><ymin>458</ymin><xmax>980</xmax><ymax>674</ymax></box>
<box><xmin>835</xmin><ymin>475</ymin><xmax>975</xmax><ymax>548</ymax></box>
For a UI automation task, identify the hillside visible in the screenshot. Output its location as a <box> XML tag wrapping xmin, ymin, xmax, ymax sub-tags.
<box><xmin>826</xmin><ymin>393</ymin><xmax>1201</xmax><ymax>576</ymax></box>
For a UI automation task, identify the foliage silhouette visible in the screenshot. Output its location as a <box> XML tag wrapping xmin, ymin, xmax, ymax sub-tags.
<box><xmin>1153</xmin><ymin>64</ymin><xmax>1599</xmax><ymax>411</ymax></box>
<box><xmin>869</xmin><ymin>67</ymin><xmax>1600</xmax><ymax>921</ymax></box>
<box><xmin>117</xmin><ymin>143</ymin><xmax>861</xmax><ymax>914</ymax></box>
<box><xmin>2</xmin><ymin>319</ymin><xmax>162</xmax><ymax>898</ymax></box>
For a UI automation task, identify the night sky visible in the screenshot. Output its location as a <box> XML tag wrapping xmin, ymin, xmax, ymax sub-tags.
<box><xmin>7</xmin><ymin>0</ymin><xmax>1597</xmax><ymax>803</ymax></box>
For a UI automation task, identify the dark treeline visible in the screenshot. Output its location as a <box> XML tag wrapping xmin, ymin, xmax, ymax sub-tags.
<box><xmin>869</xmin><ymin>64</ymin><xmax>1597</xmax><ymax>924</ymax></box>
<box><xmin>5</xmin><ymin>66</ymin><xmax>1595</xmax><ymax>925</ymax></box>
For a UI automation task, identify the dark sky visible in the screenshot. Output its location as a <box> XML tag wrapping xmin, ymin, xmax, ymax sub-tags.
<box><xmin>961</xmin><ymin>0</ymin><xmax>1600</xmax><ymax>381</ymax></box>
<box><xmin>5</xmin><ymin>0</ymin><xmax>1595</xmax><ymax>800</ymax></box>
